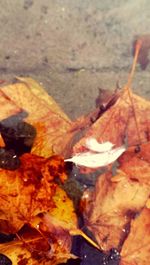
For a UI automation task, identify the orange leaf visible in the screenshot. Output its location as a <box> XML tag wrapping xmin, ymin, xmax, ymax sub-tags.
<box><xmin>0</xmin><ymin>154</ymin><xmax>79</xmax><ymax>264</ymax></box>
<box><xmin>0</xmin><ymin>78</ymin><xmax>75</xmax><ymax>157</ymax></box>
<box><xmin>0</xmin><ymin>154</ymin><xmax>68</xmax><ymax>232</ymax></box>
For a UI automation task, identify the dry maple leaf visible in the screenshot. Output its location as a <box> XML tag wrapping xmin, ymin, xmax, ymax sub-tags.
<box><xmin>0</xmin><ymin>154</ymin><xmax>69</xmax><ymax>233</ymax></box>
<box><xmin>0</xmin><ymin>154</ymin><xmax>78</xmax><ymax>264</ymax></box>
<box><xmin>82</xmin><ymin>168</ymin><xmax>150</xmax><ymax>251</ymax></box>
<box><xmin>0</xmin><ymin>152</ymin><xmax>99</xmax><ymax>264</ymax></box>
<box><xmin>73</xmin><ymin>41</ymin><xmax>150</xmax><ymax>171</ymax></box>
<box><xmin>73</xmin><ymin>89</ymin><xmax>150</xmax><ymax>155</ymax></box>
<box><xmin>0</xmin><ymin>78</ymin><xmax>75</xmax><ymax>158</ymax></box>
<box><xmin>120</xmin><ymin>208</ymin><xmax>150</xmax><ymax>265</ymax></box>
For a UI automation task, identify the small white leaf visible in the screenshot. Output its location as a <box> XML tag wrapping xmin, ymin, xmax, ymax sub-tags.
<box><xmin>85</xmin><ymin>138</ymin><xmax>114</xmax><ymax>152</ymax></box>
<box><xmin>65</xmin><ymin>146</ymin><xmax>125</xmax><ymax>168</ymax></box>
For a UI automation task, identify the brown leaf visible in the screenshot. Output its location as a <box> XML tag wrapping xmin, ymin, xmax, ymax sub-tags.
<box><xmin>120</xmin><ymin>208</ymin><xmax>150</xmax><ymax>265</ymax></box>
<box><xmin>74</xmin><ymin>89</ymin><xmax>150</xmax><ymax>156</ymax></box>
<box><xmin>82</xmin><ymin>168</ymin><xmax>150</xmax><ymax>251</ymax></box>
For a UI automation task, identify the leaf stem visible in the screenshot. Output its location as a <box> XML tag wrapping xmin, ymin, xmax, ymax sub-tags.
<box><xmin>70</xmin><ymin>228</ymin><xmax>102</xmax><ymax>250</ymax></box>
<box><xmin>124</xmin><ymin>39</ymin><xmax>142</xmax><ymax>145</ymax></box>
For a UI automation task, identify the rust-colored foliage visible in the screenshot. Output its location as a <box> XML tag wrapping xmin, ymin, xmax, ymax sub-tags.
<box><xmin>0</xmin><ymin>154</ymin><xmax>77</xmax><ymax>264</ymax></box>
<box><xmin>0</xmin><ymin>154</ymin><xmax>68</xmax><ymax>232</ymax></box>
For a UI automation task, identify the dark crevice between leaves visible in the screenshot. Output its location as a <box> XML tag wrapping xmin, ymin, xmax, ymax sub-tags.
<box><xmin>0</xmin><ymin>234</ymin><xmax>15</xmax><ymax>265</ymax></box>
<box><xmin>0</xmin><ymin>233</ymin><xmax>15</xmax><ymax>244</ymax></box>
<box><xmin>80</xmin><ymin>87</ymin><xmax>120</xmax><ymax>127</ymax></box>
<box><xmin>60</xmin><ymin>165</ymin><xmax>121</xmax><ymax>265</ymax></box>
<box><xmin>61</xmin><ymin>161</ymin><xmax>106</xmax><ymax>213</ymax></box>
<box><xmin>0</xmin><ymin>148</ymin><xmax>20</xmax><ymax>170</ymax></box>
<box><xmin>0</xmin><ymin>119</ymin><xmax>36</xmax><ymax>156</ymax></box>
<box><xmin>60</xmin><ymin>232</ymin><xmax>120</xmax><ymax>265</ymax></box>
<box><xmin>0</xmin><ymin>254</ymin><xmax>12</xmax><ymax>265</ymax></box>
<box><xmin>0</xmin><ymin>112</ymin><xmax>36</xmax><ymax>170</ymax></box>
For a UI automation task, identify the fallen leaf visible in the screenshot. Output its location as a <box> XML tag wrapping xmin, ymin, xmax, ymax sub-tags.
<box><xmin>0</xmin><ymin>152</ymin><xmax>98</xmax><ymax>264</ymax></box>
<box><xmin>0</xmin><ymin>154</ymin><xmax>79</xmax><ymax>264</ymax></box>
<box><xmin>74</xmin><ymin>88</ymin><xmax>150</xmax><ymax>154</ymax></box>
<box><xmin>120</xmin><ymin>208</ymin><xmax>150</xmax><ymax>265</ymax></box>
<box><xmin>73</xmin><ymin>40</ymin><xmax>150</xmax><ymax>179</ymax></box>
<box><xmin>65</xmin><ymin>138</ymin><xmax>125</xmax><ymax>168</ymax></box>
<box><xmin>82</xmin><ymin>169</ymin><xmax>150</xmax><ymax>251</ymax></box>
<box><xmin>0</xmin><ymin>78</ymin><xmax>75</xmax><ymax>157</ymax></box>
<box><xmin>0</xmin><ymin>227</ymin><xmax>76</xmax><ymax>265</ymax></box>
<box><xmin>0</xmin><ymin>154</ymin><xmax>70</xmax><ymax>232</ymax></box>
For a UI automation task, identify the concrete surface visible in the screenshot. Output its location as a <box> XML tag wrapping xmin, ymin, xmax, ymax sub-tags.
<box><xmin>0</xmin><ymin>0</ymin><xmax>150</xmax><ymax>119</ymax></box>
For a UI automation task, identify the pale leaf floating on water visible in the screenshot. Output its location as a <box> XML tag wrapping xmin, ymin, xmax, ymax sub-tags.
<box><xmin>65</xmin><ymin>138</ymin><xmax>126</xmax><ymax>168</ymax></box>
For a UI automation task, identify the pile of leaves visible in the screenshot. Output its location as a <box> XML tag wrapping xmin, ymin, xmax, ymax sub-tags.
<box><xmin>0</xmin><ymin>38</ymin><xmax>150</xmax><ymax>265</ymax></box>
